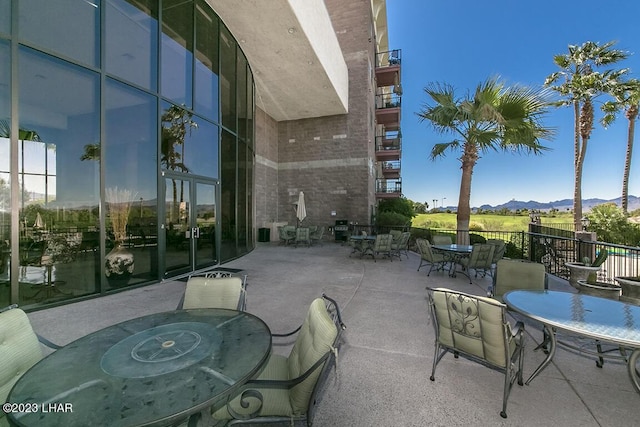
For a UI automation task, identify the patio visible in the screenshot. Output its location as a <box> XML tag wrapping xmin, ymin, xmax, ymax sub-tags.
<box><xmin>27</xmin><ymin>240</ymin><xmax>640</xmax><ymax>426</ymax></box>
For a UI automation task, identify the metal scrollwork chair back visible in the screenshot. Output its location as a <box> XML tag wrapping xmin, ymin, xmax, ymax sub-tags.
<box><xmin>426</xmin><ymin>288</ymin><xmax>525</xmax><ymax>418</ymax></box>
<box><xmin>210</xmin><ymin>294</ymin><xmax>346</xmax><ymax>426</ymax></box>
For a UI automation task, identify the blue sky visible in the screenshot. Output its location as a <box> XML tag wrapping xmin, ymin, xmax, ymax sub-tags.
<box><xmin>386</xmin><ymin>0</ymin><xmax>640</xmax><ymax>207</ymax></box>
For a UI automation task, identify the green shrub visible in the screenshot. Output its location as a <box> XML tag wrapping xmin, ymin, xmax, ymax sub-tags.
<box><xmin>376</xmin><ymin>211</ymin><xmax>410</xmax><ymax>228</ymax></box>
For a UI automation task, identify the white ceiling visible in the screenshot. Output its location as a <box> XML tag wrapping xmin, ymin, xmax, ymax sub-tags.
<box><xmin>207</xmin><ymin>0</ymin><xmax>349</xmax><ymax>121</ymax></box>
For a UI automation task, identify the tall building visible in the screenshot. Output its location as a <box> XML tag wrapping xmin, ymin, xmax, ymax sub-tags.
<box><xmin>0</xmin><ymin>0</ymin><xmax>401</xmax><ymax>308</ymax></box>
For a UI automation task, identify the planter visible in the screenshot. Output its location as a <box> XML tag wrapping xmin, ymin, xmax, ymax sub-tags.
<box><xmin>105</xmin><ymin>244</ymin><xmax>134</xmax><ymax>288</ymax></box>
<box><xmin>565</xmin><ymin>262</ymin><xmax>601</xmax><ymax>290</ymax></box>
<box><xmin>614</xmin><ymin>277</ymin><xmax>640</xmax><ymax>304</ymax></box>
<box><xmin>576</xmin><ymin>280</ymin><xmax>621</xmax><ymax>300</ymax></box>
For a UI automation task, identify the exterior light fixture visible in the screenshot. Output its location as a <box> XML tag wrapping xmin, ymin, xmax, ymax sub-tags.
<box><xmin>581</xmin><ymin>216</ymin><xmax>590</xmax><ymax>231</ymax></box>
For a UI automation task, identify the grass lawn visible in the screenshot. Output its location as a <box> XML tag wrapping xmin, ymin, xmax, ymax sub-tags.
<box><xmin>412</xmin><ymin>212</ymin><xmax>574</xmax><ymax>232</ymax></box>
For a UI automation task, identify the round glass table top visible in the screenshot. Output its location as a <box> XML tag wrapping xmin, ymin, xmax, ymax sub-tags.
<box><xmin>7</xmin><ymin>309</ymin><xmax>271</xmax><ymax>427</ymax></box>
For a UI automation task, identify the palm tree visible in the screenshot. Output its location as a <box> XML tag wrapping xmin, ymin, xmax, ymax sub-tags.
<box><xmin>601</xmin><ymin>78</ymin><xmax>640</xmax><ymax>214</ymax></box>
<box><xmin>417</xmin><ymin>77</ymin><xmax>554</xmax><ymax>244</ymax></box>
<box><xmin>544</xmin><ymin>41</ymin><xmax>628</xmax><ymax>229</ymax></box>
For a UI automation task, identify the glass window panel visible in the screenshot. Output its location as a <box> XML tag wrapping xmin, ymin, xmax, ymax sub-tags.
<box><xmin>19</xmin><ymin>0</ymin><xmax>99</xmax><ymax>67</ymax></box>
<box><xmin>194</xmin><ymin>0</ymin><xmax>219</xmax><ymax>121</ymax></box>
<box><xmin>247</xmin><ymin>147</ymin><xmax>253</xmax><ymax>250</ymax></box>
<box><xmin>0</xmin><ymin>40</ymin><xmax>9</xmax><ymax>172</ymax></box>
<box><xmin>161</xmin><ymin>0</ymin><xmax>194</xmax><ymax>107</ymax></box>
<box><xmin>247</xmin><ymin>71</ymin><xmax>254</xmax><ymax>148</ymax></box>
<box><xmin>220</xmin><ymin>130</ymin><xmax>236</xmax><ymax>261</ymax></box>
<box><xmin>105</xmin><ymin>78</ymin><xmax>158</xmax><ymax>287</ymax></box>
<box><xmin>220</xmin><ymin>26</ymin><xmax>236</xmax><ymax>132</ymax></box>
<box><xmin>237</xmin><ymin>141</ymin><xmax>246</xmax><ymax>253</ymax></box>
<box><xmin>20</xmin><ymin>139</ymin><xmax>46</xmax><ymax>174</ymax></box>
<box><xmin>18</xmin><ymin>47</ymin><xmax>100</xmax><ymax>305</ymax></box>
<box><xmin>237</xmin><ymin>51</ymin><xmax>247</xmax><ymax>141</ymax></box>
<box><xmin>0</xmin><ymin>0</ymin><xmax>10</xmax><ymax>35</ymax></box>
<box><xmin>106</xmin><ymin>0</ymin><xmax>158</xmax><ymax>91</ymax></box>
<box><xmin>161</xmin><ymin>103</ymin><xmax>218</xmax><ymax>179</ymax></box>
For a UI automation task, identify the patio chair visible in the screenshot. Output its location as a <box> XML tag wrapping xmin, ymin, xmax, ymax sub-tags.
<box><xmin>416</xmin><ymin>238</ymin><xmax>447</xmax><ymax>275</ymax></box>
<box><xmin>209</xmin><ymin>294</ymin><xmax>346</xmax><ymax>426</ymax></box>
<box><xmin>278</xmin><ymin>226</ymin><xmax>296</xmax><ymax>246</ymax></box>
<box><xmin>431</xmin><ymin>234</ymin><xmax>452</xmax><ymax>245</ymax></box>
<box><xmin>365</xmin><ymin>233</ymin><xmax>394</xmax><ymax>262</ymax></box>
<box><xmin>459</xmin><ymin>243</ymin><xmax>495</xmax><ymax>283</ymax></box>
<box><xmin>487</xmin><ymin>239</ymin><xmax>507</xmax><ymax>278</ymax></box>
<box><xmin>489</xmin><ymin>259</ymin><xmax>547</xmax><ymax>302</ymax></box>
<box><xmin>391</xmin><ymin>232</ymin><xmax>411</xmax><ymax>260</ymax></box>
<box><xmin>295</xmin><ymin>227</ymin><xmax>311</xmax><ymax>247</ymax></box>
<box><xmin>426</xmin><ymin>288</ymin><xmax>525</xmax><ymax>419</ymax></box>
<box><xmin>177</xmin><ymin>274</ymin><xmax>247</xmax><ymax>311</ymax></box>
<box><xmin>0</xmin><ymin>305</ymin><xmax>61</xmax><ymax>426</ymax></box>
<box><xmin>310</xmin><ymin>226</ymin><xmax>325</xmax><ymax>246</ymax></box>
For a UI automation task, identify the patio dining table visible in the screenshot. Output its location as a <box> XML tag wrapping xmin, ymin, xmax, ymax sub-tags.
<box><xmin>432</xmin><ymin>244</ymin><xmax>473</xmax><ymax>278</ymax></box>
<box><xmin>348</xmin><ymin>235</ymin><xmax>376</xmax><ymax>258</ymax></box>
<box><xmin>6</xmin><ymin>309</ymin><xmax>272</xmax><ymax>427</ymax></box>
<box><xmin>503</xmin><ymin>290</ymin><xmax>640</xmax><ymax>393</ymax></box>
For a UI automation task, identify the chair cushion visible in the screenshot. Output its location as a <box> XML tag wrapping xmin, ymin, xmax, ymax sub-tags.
<box><xmin>0</xmin><ymin>308</ymin><xmax>43</xmax><ymax>425</ymax></box>
<box><xmin>287</xmin><ymin>298</ymin><xmax>337</xmax><ymax>413</ymax></box>
<box><xmin>431</xmin><ymin>290</ymin><xmax>509</xmax><ymax>368</ymax></box>
<box><xmin>212</xmin><ymin>354</ymin><xmax>293</xmax><ymax>421</ymax></box>
<box><xmin>183</xmin><ymin>277</ymin><xmax>243</xmax><ymax>310</ymax></box>
<box><xmin>494</xmin><ymin>259</ymin><xmax>546</xmax><ymax>302</ymax></box>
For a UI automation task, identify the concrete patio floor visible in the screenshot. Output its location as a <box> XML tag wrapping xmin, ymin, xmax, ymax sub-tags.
<box><xmin>27</xmin><ymin>241</ymin><xmax>640</xmax><ymax>426</ymax></box>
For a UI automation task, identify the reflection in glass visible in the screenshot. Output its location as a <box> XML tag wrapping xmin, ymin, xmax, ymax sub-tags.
<box><xmin>161</xmin><ymin>103</ymin><xmax>219</xmax><ymax>179</ymax></box>
<box><xmin>220</xmin><ymin>131</ymin><xmax>236</xmax><ymax>261</ymax></box>
<box><xmin>237</xmin><ymin>52</ymin><xmax>247</xmax><ymax>141</ymax></box>
<box><xmin>195</xmin><ymin>0</ymin><xmax>219</xmax><ymax>120</ymax></box>
<box><xmin>0</xmin><ymin>0</ymin><xmax>9</xmax><ymax>35</ymax></box>
<box><xmin>19</xmin><ymin>0</ymin><xmax>99</xmax><ymax>67</ymax></box>
<box><xmin>195</xmin><ymin>182</ymin><xmax>216</xmax><ymax>267</ymax></box>
<box><xmin>0</xmin><ymin>40</ymin><xmax>8</xmax><ymax>305</ymax></box>
<box><xmin>165</xmin><ymin>177</ymin><xmax>190</xmax><ymax>273</ymax></box>
<box><xmin>247</xmin><ymin>148</ymin><xmax>254</xmax><ymax>249</ymax></box>
<box><xmin>247</xmin><ymin>69</ymin><xmax>254</xmax><ymax>148</ymax></box>
<box><xmin>18</xmin><ymin>47</ymin><xmax>99</xmax><ymax>306</ymax></box>
<box><xmin>104</xmin><ymin>78</ymin><xmax>158</xmax><ymax>288</ymax></box>
<box><xmin>237</xmin><ymin>142</ymin><xmax>247</xmax><ymax>253</ymax></box>
<box><xmin>106</xmin><ymin>0</ymin><xmax>159</xmax><ymax>91</ymax></box>
<box><xmin>161</xmin><ymin>0</ymin><xmax>194</xmax><ymax>107</ymax></box>
<box><xmin>220</xmin><ymin>26</ymin><xmax>236</xmax><ymax>132</ymax></box>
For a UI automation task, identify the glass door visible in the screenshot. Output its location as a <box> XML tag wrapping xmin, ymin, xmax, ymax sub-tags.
<box><xmin>163</xmin><ymin>175</ymin><xmax>218</xmax><ymax>277</ymax></box>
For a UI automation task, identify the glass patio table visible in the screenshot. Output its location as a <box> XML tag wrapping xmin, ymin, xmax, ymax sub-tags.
<box><xmin>6</xmin><ymin>309</ymin><xmax>272</xmax><ymax>427</ymax></box>
<box><xmin>503</xmin><ymin>290</ymin><xmax>640</xmax><ymax>393</ymax></box>
<box><xmin>432</xmin><ymin>244</ymin><xmax>472</xmax><ymax>278</ymax></box>
<box><xmin>348</xmin><ymin>235</ymin><xmax>376</xmax><ymax>258</ymax></box>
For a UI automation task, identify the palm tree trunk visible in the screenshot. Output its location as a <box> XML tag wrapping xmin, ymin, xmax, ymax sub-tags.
<box><xmin>573</xmin><ymin>101</ymin><xmax>583</xmax><ymax>230</ymax></box>
<box><xmin>456</xmin><ymin>144</ymin><xmax>476</xmax><ymax>245</ymax></box>
<box><xmin>622</xmin><ymin>106</ymin><xmax>637</xmax><ymax>214</ymax></box>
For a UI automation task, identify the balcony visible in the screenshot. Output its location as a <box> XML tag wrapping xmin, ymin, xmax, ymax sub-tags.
<box><xmin>375</xmin><ymin>93</ymin><xmax>401</xmax><ymax>128</ymax></box>
<box><xmin>380</xmin><ymin>160</ymin><xmax>401</xmax><ymax>179</ymax></box>
<box><xmin>375</xmin><ymin>49</ymin><xmax>401</xmax><ymax>88</ymax></box>
<box><xmin>375</xmin><ymin>130</ymin><xmax>401</xmax><ymax>161</ymax></box>
<box><xmin>375</xmin><ymin>178</ymin><xmax>402</xmax><ymax>199</ymax></box>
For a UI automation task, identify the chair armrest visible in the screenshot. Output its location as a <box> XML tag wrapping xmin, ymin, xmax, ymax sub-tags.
<box><xmin>245</xmin><ymin>348</ymin><xmax>335</xmax><ymax>389</ymax></box>
<box><xmin>38</xmin><ymin>334</ymin><xmax>62</xmax><ymax>350</ymax></box>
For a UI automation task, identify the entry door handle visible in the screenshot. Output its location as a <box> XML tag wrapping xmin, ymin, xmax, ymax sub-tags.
<box><xmin>192</xmin><ymin>227</ymin><xmax>200</xmax><ymax>238</ymax></box>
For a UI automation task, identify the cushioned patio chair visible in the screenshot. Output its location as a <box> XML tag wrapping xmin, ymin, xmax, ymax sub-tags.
<box><xmin>278</xmin><ymin>226</ymin><xmax>296</xmax><ymax>246</ymax></box>
<box><xmin>488</xmin><ymin>259</ymin><xmax>546</xmax><ymax>302</ymax></box>
<box><xmin>0</xmin><ymin>305</ymin><xmax>61</xmax><ymax>427</ymax></box>
<box><xmin>177</xmin><ymin>274</ymin><xmax>247</xmax><ymax>311</ymax></box>
<box><xmin>365</xmin><ymin>233</ymin><xmax>394</xmax><ymax>262</ymax></box>
<box><xmin>426</xmin><ymin>288</ymin><xmax>525</xmax><ymax>419</ymax></box>
<box><xmin>391</xmin><ymin>231</ymin><xmax>411</xmax><ymax>260</ymax></box>
<box><xmin>459</xmin><ymin>243</ymin><xmax>495</xmax><ymax>283</ymax></box>
<box><xmin>487</xmin><ymin>239</ymin><xmax>507</xmax><ymax>279</ymax></box>
<box><xmin>295</xmin><ymin>227</ymin><xmax>311</xmax><ymax>247</ymax></box>
<box><xmin>310</xmin><ymin>226</ymin><xmax>325</xmax><ymax>246</ymax></box>
<box><xmin>416</xmin><ymin>238</ymin><xmax>447</xmax><ymax>275</ymax></box>
<box><xmin>431</xmin><ymin>234</ymin><xmax>452</xmax><ymax>245</ymax></box>
<box><xmin>209</xmin><ymin>294</ymin><xmax>346</xmax><ymax>426</ymax></box>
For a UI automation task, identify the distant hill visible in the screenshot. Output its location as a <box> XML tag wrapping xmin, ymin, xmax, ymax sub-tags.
<box><xmin>471</xmin><ymin>195</ymin><xmax>640</xmax><ymax>212</ymax></box>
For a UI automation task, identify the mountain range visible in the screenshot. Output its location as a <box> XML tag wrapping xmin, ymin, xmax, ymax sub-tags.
<box><xmin>472</xmin><ymin>195</ymin><xmax>640</xmax><ymax>212</ymax></box>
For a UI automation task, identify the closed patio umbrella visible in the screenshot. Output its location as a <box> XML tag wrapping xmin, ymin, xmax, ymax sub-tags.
<box><xmin>296</xmin><ymin>191</ymin><xmax>307</xmax><ymax>226</ymax></box>
<box><xmin>33</xmin><ymin>212</ymin><xmax>44</xmax><ymax>229</ymax></box>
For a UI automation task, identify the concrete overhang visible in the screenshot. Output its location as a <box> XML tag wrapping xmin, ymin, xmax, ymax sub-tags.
<box><xmin>208</xmin><ymin>0</ymin><xmax>349</xmax><ymax>121</ymax></box>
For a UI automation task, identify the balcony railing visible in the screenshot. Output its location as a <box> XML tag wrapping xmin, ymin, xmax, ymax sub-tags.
<box><xmin>381</xmin><ymin>160</ymin><xmax>401</xmax><ymax>171</ymax></box>
<box><xmin>375</xmin><ymin>133</ymin><xmax>401</xmax><ymax>152</ymax></box>
<box><xmin>376</xmin><ymin>93</ymin><xmax>401</xmax><ymax>109</ymax></box>
<box><xmin>375</xmin><ymin>178</ymin><xmax>402</xmax><ymax>196</ymax></box>
<box><xmin>376</xmin><ymin>49</ymin><xmax>402</xmax><ymax>67</ymax></box>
